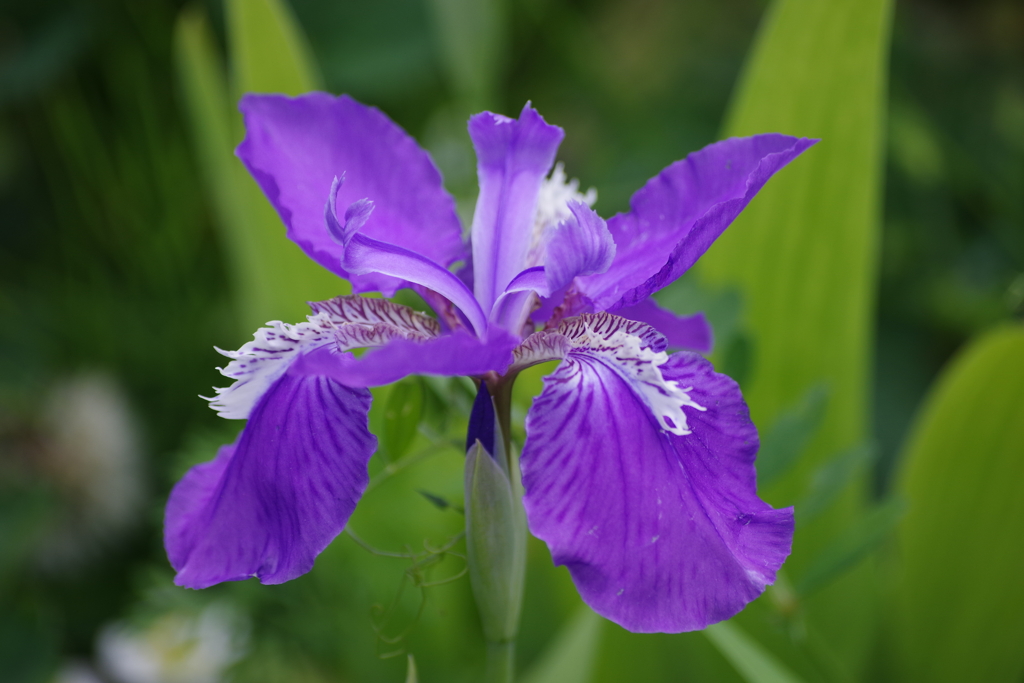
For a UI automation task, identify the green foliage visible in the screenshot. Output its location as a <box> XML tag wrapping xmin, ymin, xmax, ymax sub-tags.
<box><xmin>757</xmin><ymin>385</ymin><xmax>829</xmax><ymax>487</ymax></box>
<box><xmin>689</xmin><ymin>0</ymin><xmax>894</xmax><ymax>674</ymax></box>
<box><xmin>794</xmin><ymin>496</ymin><xmax>905</xmax><ymax>597</ymax></box>
<box><xmin>426</xmin><ymin>0</ymin><xmax>506</xmax><ymax>110</ymax></box>
<box><xmin>174</xmin><ymin>1</ymin><xmax>344</xmax><ymax>338</ymax></box>
<box><xmin>890</xmin><ymin>325</ymin><xmax>1024</xmax><ymax>683</ymax></box>
<box><xmin>797</xmin><ymin>444</ymin><xmax>876</xmax><ymax>525</ymax></box>
<box><xmin>519</xmin><ymin>608</ymin><xmax>603</xmax><ymax>683</ymax></box>
<box><xmin>227</xmin><ymin>0</ymin><xmax>322</xmax><ymax>96</ymax></box>
<box><xmin>381</xmin><ymin>377</ymin><xmax>426</xmax><ymax>461</ymax></box>
<box><xmin>704</xmin><ymin>621</ymin><xmax>806</xmax><ymax>683</ymax></box>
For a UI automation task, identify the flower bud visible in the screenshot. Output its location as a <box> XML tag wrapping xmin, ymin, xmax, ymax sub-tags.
<box><xmin>464</xmin><ymin>439</ymin><xmax>527</xmax><ymax>643</ymax></box>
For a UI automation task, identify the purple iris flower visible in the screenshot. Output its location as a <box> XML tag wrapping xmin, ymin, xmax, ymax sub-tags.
<box><xmin>165</xmin><ymin>93</ymin><xmax>814</xmax><ymax>633</ymax></box>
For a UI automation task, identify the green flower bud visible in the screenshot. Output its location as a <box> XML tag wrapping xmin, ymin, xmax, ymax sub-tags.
<box><xmin>464</xmin><ymin>439</ymin><xmax>527</xmax><ymax>644</ymax></box>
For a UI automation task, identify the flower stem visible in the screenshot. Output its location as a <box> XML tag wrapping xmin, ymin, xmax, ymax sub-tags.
<box><xmin>488</xmin><ymin>376</ymin><xmax>515</xmax><ymax>474</ymax></box>
<box><xmin>485</xmin><ymin>640</ymin><xmax>515</xmax><ymax>683</ymax></box>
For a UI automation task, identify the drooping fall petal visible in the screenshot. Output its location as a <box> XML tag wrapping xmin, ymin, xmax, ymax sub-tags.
<box><xmin>520</xmin><ymin>314</ymin><xmax>793</xmax><ymax>632</ymax></box>
<box><xmin>167</xmin><ymin>349</ymin><xmax>376</xmax><ymax>588</ymax></box>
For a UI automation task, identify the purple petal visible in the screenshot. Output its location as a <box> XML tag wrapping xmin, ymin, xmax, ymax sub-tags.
<box><xmin>520</xmin><ymin>316</ymin><xmax>792</xmax><ymax>632</ymax></box>
<box><xmin>469</xmin><ymin>104</ymin><xmax>564</xmax><ymax>312</ymax></box>
<box><xmin>579</xmin><ymin>135</ymin><xmax>817</xmax><ymax>310</ymax></box>
<box><xmin>324</xmin><ymin>175</ymin><xmax>375</xmax><ymax>246</ymax></box>
<box><xmin>237</xmin><ymin>93</ymin><xmax>466</xmax><ymax>295</ymax></box>
<box><xmin>341</xmin><ymin>232</ymin><xmax>488</xmax><ymax>336</ymax></box>
<box><xmin>318</xmin><ymin>160</ymin><xmax>486</xmax><ymax>335</ymax></box>
<box><xmin>615</xmin><ymin>298</ymin><xmax>713</xmax><ymax>353</ymax></box>
<box><xmin>208</xmin><ymin>296</ymin><xmax>441</xmax><ymax>420</ymax></box>
<box><xmin>544</xmin><ymin>201</ymin><xmax>615</xmax><ymax>292</ymax></box>
<box><xmin>166</xmin><ymin>351</ymin><xmax>376</xmax><ymax>588</ymax></box>
<box><xmin>297</xmin><ymin>327</ymin><xmax>519</xmax><ymax>387</ymax></box>
<box><xmin>309</xmin><ymin>295</ymin><xmax>441</xmax><ymax>335</ymax></box>
<box><xmin>489</xmin><ymin>266</ymin><xmax>548</xmax><ymax>334</ymax></box>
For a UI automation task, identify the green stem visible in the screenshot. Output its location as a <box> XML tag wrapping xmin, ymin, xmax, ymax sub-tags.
<box><xmin>488</xmin><ymin>375</ymin><xmax>515</xmax><ymax>474</ymax></box>
<box><xmin>485</xmin><ymin>640</ymin><xmax>515</xmax><ymax>683</ymax></box>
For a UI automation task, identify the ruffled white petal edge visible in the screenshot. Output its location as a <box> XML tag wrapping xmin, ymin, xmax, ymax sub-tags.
<box><xmin>206</xmin><ymin>296</ymin><xmax>440</xmax><ymax>419</ymax></box>
<box><xmin>511</xmin><ymin>313</ymin><xmax>706</xmax><ymax>435</ymax></box>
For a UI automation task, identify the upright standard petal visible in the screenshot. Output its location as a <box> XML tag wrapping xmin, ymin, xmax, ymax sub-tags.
<box><xmin>469</xmin><ymin>104</ymin><xmax>564</xmax><ymax>311</ymax></box>
<box><xmin>579</xmin><ymin>135</ymin><xmax>817</xmax><ymax>310</ymax></box>
<box><xmin>166</xmin><ymin>346</ymin><xmax>376</xmax><ymax>588</ymax></box>
<box><xmin>237</xmin><ymin>93</ymin><xmax>465</xmax><ymax>295</ymax></box>
<box><xmin>520</xmin><ymin>313</ymin><xmax>793</xmax><ymax>632</ymax></box>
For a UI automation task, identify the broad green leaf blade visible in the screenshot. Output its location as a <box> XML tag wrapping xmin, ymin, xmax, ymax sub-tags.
<box><xmin>227</xmin><ymin>0</ymin><xmax>322</xmax><ymax>96</ymax></box>
<box><xmin>892</xmin><ymin>325</ymin><xmax>1024</xmax><ymax>683</ymax></box>
<box><xmin>694</xmin><ymin>0</ymin><xmax>893</xmax><ymax>672</ymax></box>
<box><xmin>520</xmin><ymin>608</ymin><xmax>603</xmax><ymax>683</ymax></box>
<box><xmin>704</xmin><ymin>622</ymin><xmax>806</xmax><ymax>683</ymax></box>
<box><xmin>175</xmin><ymin>3</ymin><xmax>344</xmax><ymax>336</ymax></box>
<box><xmin>702</xmin><ymin>0</ymin><xmax>892</xmax><ymax>509</ymax></box>
<box><xmin>794</xmin><ymin>496</ymin><xmax>905</xmax><ymax>597</ymax></box>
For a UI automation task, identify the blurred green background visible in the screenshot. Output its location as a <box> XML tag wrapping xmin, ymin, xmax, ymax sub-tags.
<box><xmin>0</xmin><ymin>0</ymin><xmax>1022</xmax><ymax>682</ymax></box>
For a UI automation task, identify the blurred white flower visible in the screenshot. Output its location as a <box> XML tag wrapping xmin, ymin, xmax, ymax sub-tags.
<box><xmin>97</xmin><ymin>604</ymin><xmax>247</xmax><ymax>683</ymax></box>
<box><xmin>35</xmin><ymin>372</ymin><xmax>144</xmax><ymax>571</ymax></box>
<box><xmin>51</xmin><ymin>660</ymin><xmax>105</xmax><ymax>683</ymax></box>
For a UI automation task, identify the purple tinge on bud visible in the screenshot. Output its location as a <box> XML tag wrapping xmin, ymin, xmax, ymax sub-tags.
<box><xmin>466</xmin><ymin>382</ymin><xmax>496</xmax><ymax>457</ymax></box>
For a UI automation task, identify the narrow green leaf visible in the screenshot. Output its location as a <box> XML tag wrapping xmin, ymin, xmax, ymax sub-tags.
<box><xmin>891</xmin><ymin>325</ymin><xmax>1024</xmax><ymax>683</ymax></box>
<box><xmin>756</xmin><ymin>384</ymin><xmax>828</xmax><ymax>487</ymax></box>
<box><xmin>794</xmin><ymin>496</ymin><xmax>905</xmax><ymax>597</ymax></box>
<box><xmin>381</xmin><ymin>377</ymin><xmax>425</xmax><ymax>460</ymax></box>
<box><xmin>405</xmin><ymin>653</ymin><xmax>418</xmax><ymax>683</ymax></box>
<box><xmin>174</xmin><ymin>3</ymin><xmax>345</xmax><ymax>335</ymax></box>
<box><xmin>520</xmin><ymin>608</ymin><xmax>603</xmax><ymax>683</ymax></box>
<box><xmin>226</xmin><ymin>0</ymin><xmax>322</xmax><ymax>96</ymax></box>
<box><xmin>694</xmin><ymin>0</ymin><xmax>893</xmax><ymax>670</ymax></box>
<box><xmin>704</xmin><ymin>621</ymin><xmax>806</xmax><ymax>683</ymax></box>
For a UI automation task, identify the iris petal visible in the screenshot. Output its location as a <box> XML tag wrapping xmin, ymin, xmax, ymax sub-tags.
<box><xmin>579</xmin><ymin>134</ymin><xmax>817</xmax><ymax>310</ymax></box>
<box><xmin>520</xmin><ymin>314</ymin><xmax>792</xmax><ymax>632</ymax></box>
<box><xmin>615</xmin><ymin>298</ymin><xmax>713</xmax><ymax>354</ymax></box>
<box><xmin>319</xmin><ymin>173</ymin><xmax>489</xmax><ymax>336</ymax></box>
<box><xmin>167</xmin><ymin>347</ymin><xmax>376</xmax><ymax>589</ymax></box>
<box><xmin>297</xmin><ymin>327</ymin><xmax>519</xmax><ymax>388</ymax></box>
<box><xmin>237</xmin><ymin>93</ymin><xmax>465</xmax><ymax>295</ymax></box>
<box><xmin>544</xmin><ymin>201</ymin><xmax>615</xmax><ymax>293</ymax></box>
<box><xmin>469</xmin><ymin>104</ymin><xmax>564</xmax><ymax>311</ymax></box>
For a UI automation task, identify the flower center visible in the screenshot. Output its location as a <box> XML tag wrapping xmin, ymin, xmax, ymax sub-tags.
<box><xmin>526</xmin><ymin>163</ymin><xmax>597</xmax><ymax>268</ymax></box>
